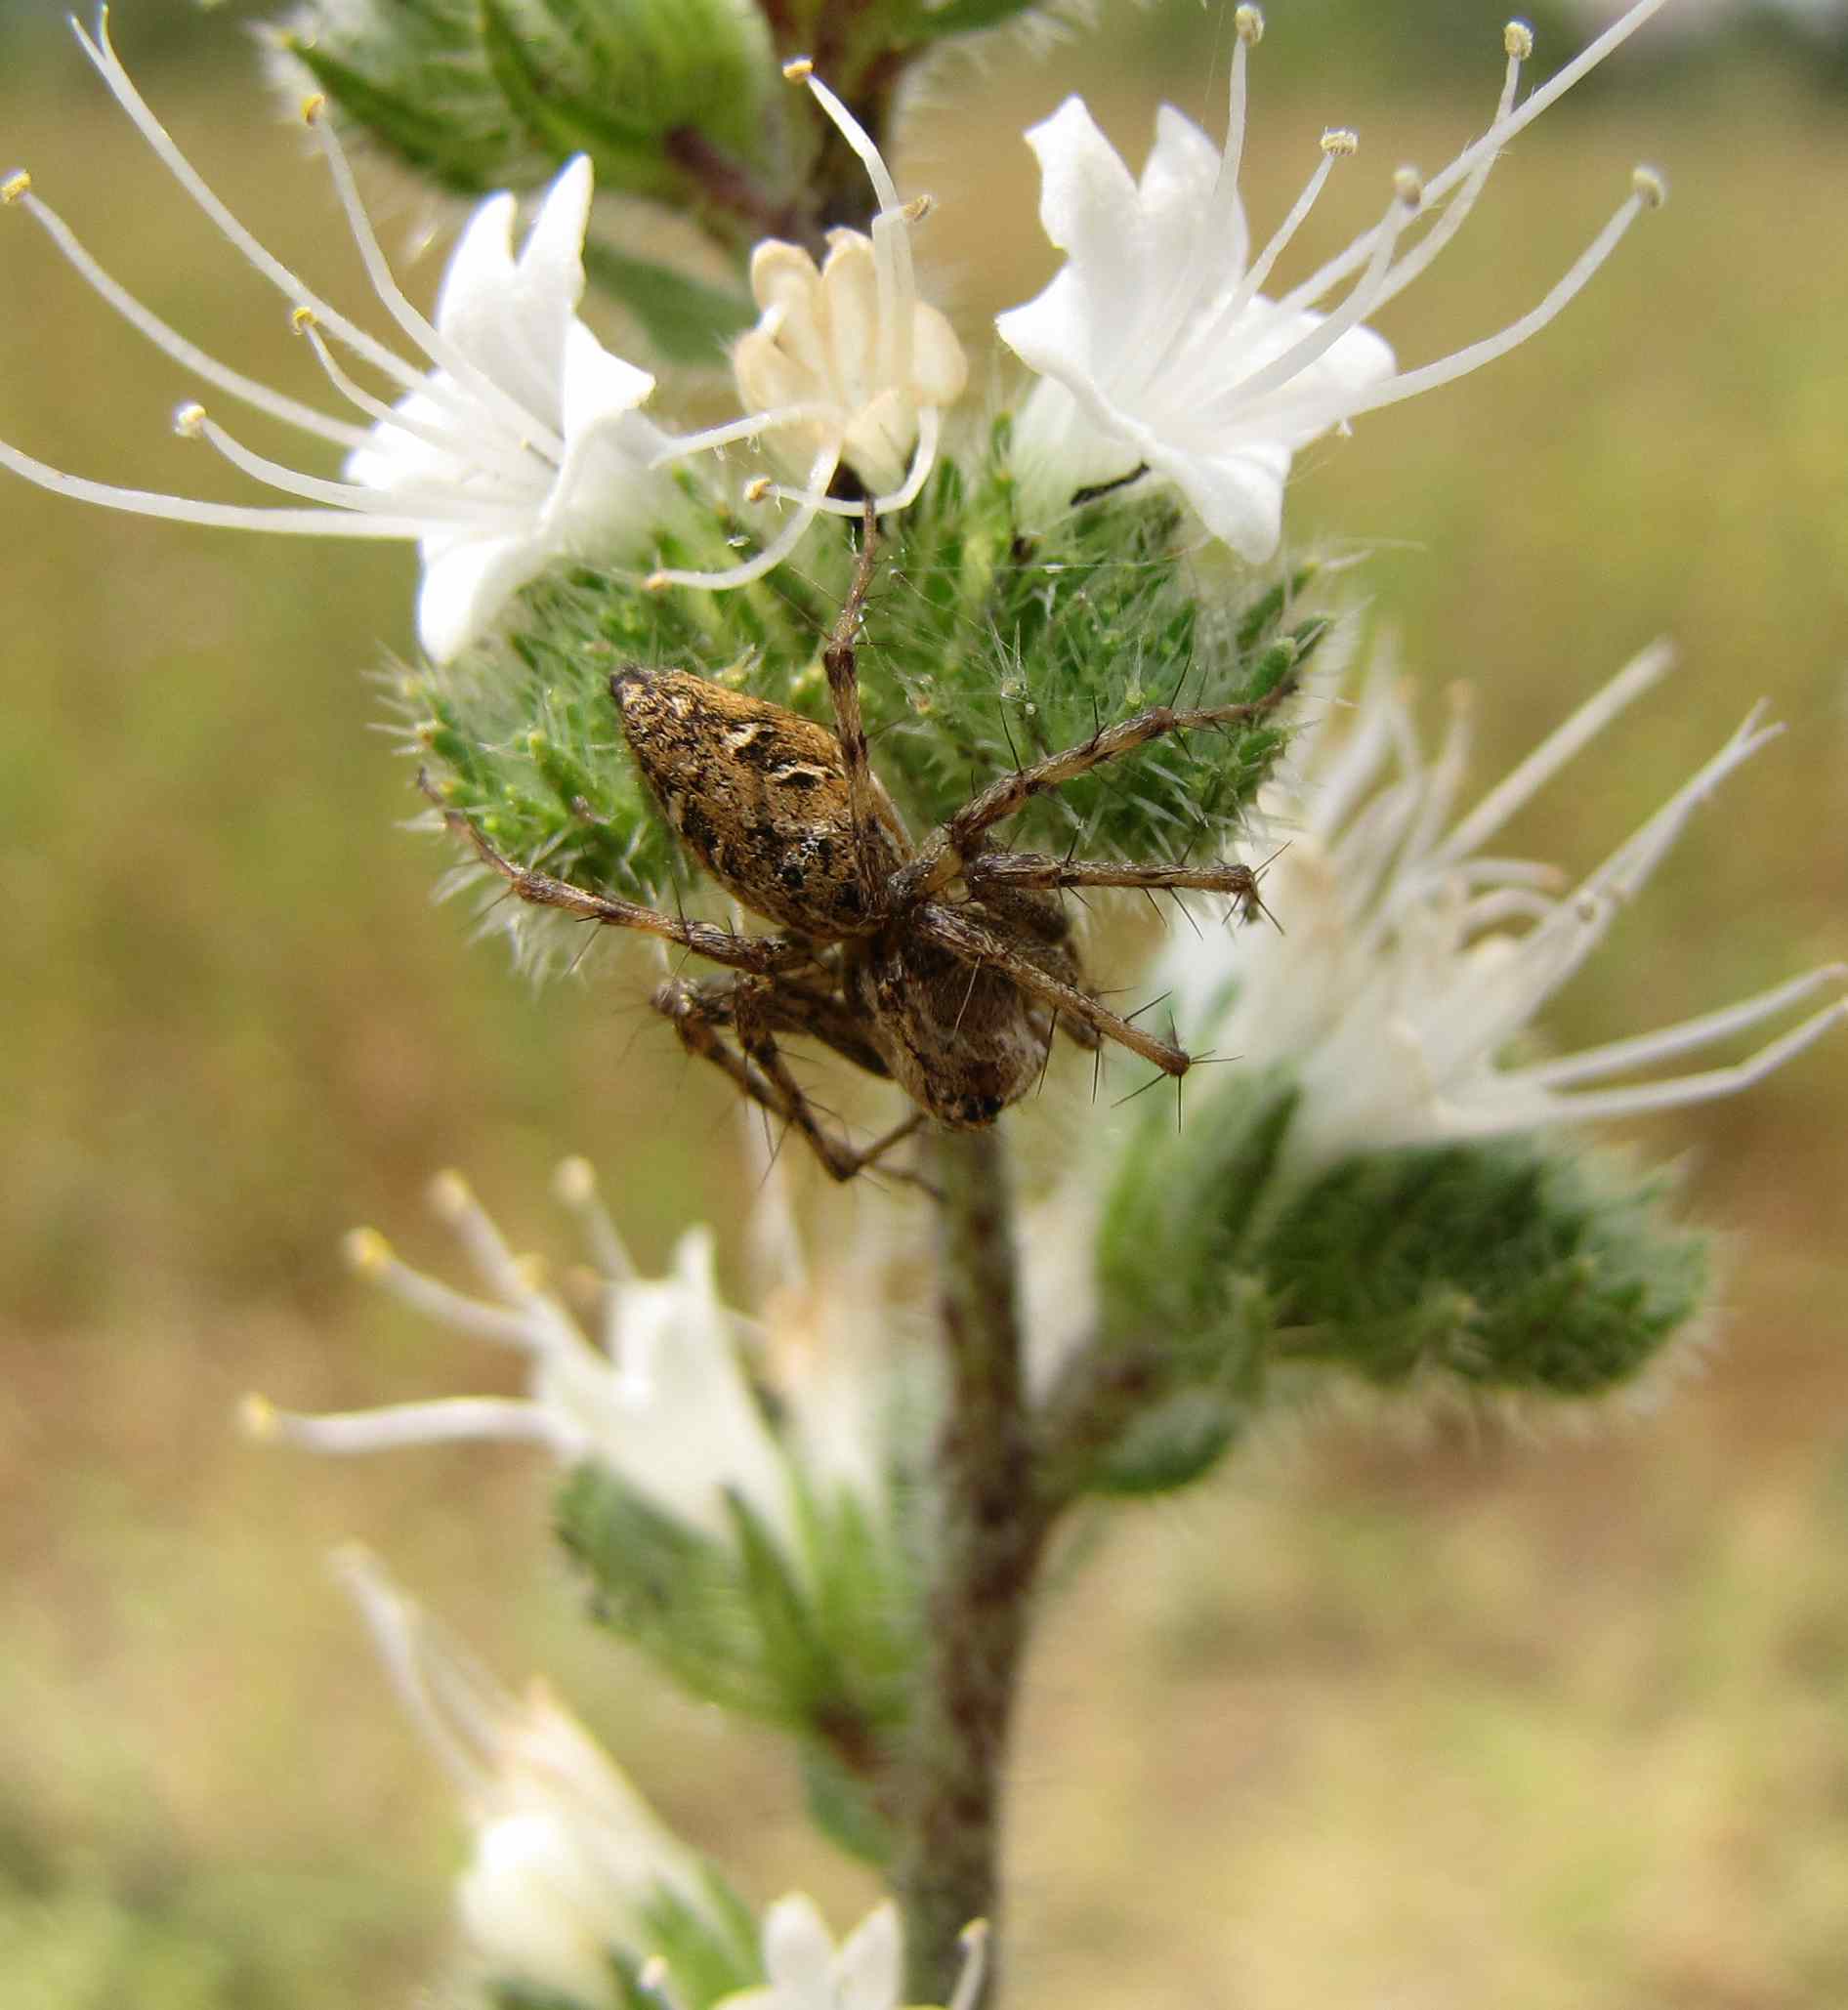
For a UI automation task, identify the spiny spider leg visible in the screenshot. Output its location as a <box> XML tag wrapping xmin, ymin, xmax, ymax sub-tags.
<box><xmin>914</xmin><ymin>901</ymin><xmax>1190</xmax><ymax>1078</ymax></box>
<box><xmin>664</xmin><ymin>970</ymin><xmax>893</xmax><ymax>1081</ymax></box>
<box><xmin>421</xmin><ymin>774</ymin><xmax>821</xmax><ymax>979</ymax></box>
<box><xmin>897</xmin><ymin>680</ymin><xmax>1299</xmax><ymax>902</ymax></box>
<box><xmin>965</xmin><ymin>849</ymin><xmax>1267</xmax><ymax>921</ymax></box>
<box><xmin>656</xmin><ymin>977</ymin><xmax>926</xmax><ymax>1185</ymax></box>
<box><xmin>820</xmin><ymin>500</ymin><xmax>888</xmax><ymax>907</ymax></box>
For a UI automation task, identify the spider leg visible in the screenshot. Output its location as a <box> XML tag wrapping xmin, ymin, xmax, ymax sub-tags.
<box><xmin>665</xmin><ymin>970</ymin><xmax>894</xmax><ymax>1081</ymax></box>
<box><xmin>965</xmin><ymin>849</ymin><xmax>1269</xmax><ymax>924</ymax></box>
<box><xmin>897</xmin><ymin>681</ymin><xmax>1297</xmax><ymax>902</ymax></box>
<box><xmin>655</xmin><ymin>977</ymin><xmax>926</xmax><ymax>1187</ymax></box>
<box><xmin>913</xmin><ymin>900</ymin><xmax>1190</xmax><ymax>1078</ymax></box>
<box><xmin>423</xmin><ymin>775</ymin><xmax>821</xmax><ymax>979</ymax></box>
<box><xmin>821</xmin><ymin>500</ymin><xmax>890</xmax><ymax>906</ymax></box>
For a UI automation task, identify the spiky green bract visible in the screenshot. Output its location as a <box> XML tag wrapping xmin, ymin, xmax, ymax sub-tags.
<box><xmin>1040</xmin><ymin>1074</ymin><xmax>1296</xmax><ymax>1500</ymax></box>
<box><xmin>407</xmin><ymin>439</ymin><xmax>1325</xmax><ymax>935</ymax></box>
<box><xmin>1080</xmin><ymin>1068</ymin><xmax>1707</xmax><ymax>1487</ymax></box>
<box><xmin>1260</xmin><ymin>1141</ymin><xmax>1707</xmax><ymax>1398</ymax></box>
<box><xmin>275</xmin><ymin>0</ymin><xmax>777</xmax><ymax>220</ymax></box>
<box><xmin>554</xmin><ymin>1466</ymin><xmax>920</xmax><ymax>1863</ymax></box>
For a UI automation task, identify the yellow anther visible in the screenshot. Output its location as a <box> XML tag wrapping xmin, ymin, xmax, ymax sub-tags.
<box><xmin>1</xmin><ymin>171</ymin><xmax>30</xmax><ymax>205</ymax></box>
<box><xmin>554</xmin><ymin>1156</ymin><xmax>598</xmax><ymax>1206</ymax></box>
<box><xmin>901</xmin><ymin>192</ymin><xmax>934</xmax><ymax>223</ymax></box>
<box><xmin>1504</xmin><ymin>20</ymin><xmax>1535</xmax><ymax>59</ymax></box>
<box><xmin>644</xmin><ymin>570</ymin><xmax>672</xmax><ymax>594</ymax></box>
<box><xmin>1632</xmin><ymin>165</ymin><xmax>1667</xmax><ymax>208</ymax></box>
<box><xmin>301</xmin><ymin>94</ymin><xmax>326</xmax><ymax>126</ymax></box>
<box><xmin>291</xmin><ymin>306</ymin><xmax>317</xmax><ymax>333</ymax></box>
<box><xmin>1235</xmin><ymin>5</ymin><xmax>1264</xmax><ymax>45</ymax></box>
<box><xmin>1393</xmin><ymin>166</ymin><xmax>1424</xmax><ymax>207</ymax></box>
<box><xmin>342</xmin><ymin>1226</ymin><xmax>394</xmax><ymax>1277</ymax></box>
<box><xmin>743</xmin><ymin>476</ymin><xmax>774</xmax><ymax>504</ymax></box>
<box><xmin>781</xmin><ymin>56</ymin><xmax>815</xmax><ymax>81</ymax></box>
<box><xmin>1321</xmin><ymin>128</ymin><xmax>1359</xmax><ymax>158</ymax></box>
<box><xmin>173</xmin><ymin>401</ymin><xmax>207</xmax><ymax>438</ymax></box>
<box><xmin>238</xmin><ymin>1392</ymin><xmax>279</xmax><ymax>1441</ymax></box>
<box><xmin>429</xmin><ymin>1168</ymin><xmax>473</xmax><ymax>1219</ymax></box>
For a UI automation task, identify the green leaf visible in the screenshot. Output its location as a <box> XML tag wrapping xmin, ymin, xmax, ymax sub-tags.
<box><xmin>799</xmin><ymin>1738</ymin><xmax>896</xmax><ymax>1865</ymax></box>
<box><xmin>723</xmin><ymin>1487</ymin><xmax>834</xmax><ymax>1711</ymax></box>
<box><xmin>285</xmin><ymin>38</ymin><xmax>506</xmax><ymax>192</ymax></box>
<box><xmin>553</xmin><ymin>1466</ymin><xmax>783</xmax><ymax>1718</ymax></box>
<box><xmin>903</xmin><ymin>0</ymin><xmax>1048</xmax><ymax>41</ymax></box>
<box><xmin>1086</xmin><ymin>1385</ymin><xmax>1244</xmax><ymax>1496</ymax></box>
<box><xmin>479</xmin><ymin>0</ymin><xmax>665</xmax><ymax>181</ymax></box>
<box><xmin>582</xmin><ymin>239</ymin><xmax>754</xmax><ymax>365</ymax></box>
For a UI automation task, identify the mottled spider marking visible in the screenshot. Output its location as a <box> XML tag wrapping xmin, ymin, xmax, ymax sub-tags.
<box><xmin>611</xmin><ymin>667</ymin><xmax>906</xmax><ymax>937</ymax></box>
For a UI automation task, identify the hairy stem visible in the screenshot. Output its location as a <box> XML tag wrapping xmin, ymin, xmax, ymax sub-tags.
<box><xmin>896</xmin><ymin>1126</ymin><xmax>1046</xmax><ymax>2004</ymax></box>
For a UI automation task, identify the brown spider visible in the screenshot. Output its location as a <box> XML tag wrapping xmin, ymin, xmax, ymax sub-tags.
<box><xmin>427</xmin><ymin>512</ymin><xmax>1286</xmax><ymax>1182</ymax></box>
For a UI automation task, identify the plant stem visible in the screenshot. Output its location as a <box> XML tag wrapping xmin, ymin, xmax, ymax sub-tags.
<box><xmin>896</xmin><ymin>1126</ymin><xmax>1046</xmax><ymax>2005</ymax></box>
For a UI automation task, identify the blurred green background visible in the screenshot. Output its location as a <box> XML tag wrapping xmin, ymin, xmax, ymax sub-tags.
<box><xmin>2</xmin><ymin>2</ymin><xmax>1846</xmax><ymax>2006</ymax></box>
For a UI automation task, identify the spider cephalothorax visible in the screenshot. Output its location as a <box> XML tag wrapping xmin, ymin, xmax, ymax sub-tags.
<box><xmin>431</xmin><ymin>515</ymin><xmax>1285</xmax><ymax>1181</ymax></box>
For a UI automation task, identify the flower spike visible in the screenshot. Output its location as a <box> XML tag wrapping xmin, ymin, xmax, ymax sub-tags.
<box><xmin>1164</xmin><ymin>648</ymin><xmax>1847</xmax><ymax>1173</ymax></box>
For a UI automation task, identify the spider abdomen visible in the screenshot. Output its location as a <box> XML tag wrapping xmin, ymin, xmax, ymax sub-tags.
<box><xmin>610</xmin><ymin>667</ymin><xmax>905</xmax><ymax>936</ymax></box>
<box><xmin>860</xmin><ymin>928</ymin><xmax>1049</xmax><ymax>1129</ymax></box>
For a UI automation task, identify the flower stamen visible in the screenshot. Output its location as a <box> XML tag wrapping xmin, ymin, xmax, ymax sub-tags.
<box><xmin>5</xmin><ymin>172</ymin><xmax>366</xmax><ymax>447</ymax></box>
<box><xmin>301</xmin><ymin>96</ymin><xmax>566</xmax><ymax>466</ymax></box>
<box><xmin>1270</xmin><ymin>171</ymin><xmax>1661</xmax><ymax>429</ymax></box>
<box><xmin>179</xmin><ymin>402</ymin><xmax>515</xmax><ymax>521</ymax></box>
<box><xmin>292</xmin><ymin>312</ymin><xmax>548</xmax><ymax>489</ymax></box>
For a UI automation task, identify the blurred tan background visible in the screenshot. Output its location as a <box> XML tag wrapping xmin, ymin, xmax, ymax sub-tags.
<box><xmin>2</xmin><ymin>1</ymin><xmax>1846</xmax><ymax>2005</ymax></box>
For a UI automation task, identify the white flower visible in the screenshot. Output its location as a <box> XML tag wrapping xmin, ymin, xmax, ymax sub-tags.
<box><xmin>649</xmin><ymin>61</ymin><xmax>966</xmax><ymax>590</ymax></box>
<box><xmin>997</xmin><ymin>0</ymin><xmax>1672</xmax><ymax>555</ymax></box>
<box><xmin>0</xmin><ymin>18</ymin><xmax>691</xmax><ymax>661</ymax></box>
<box><xmin>243</xmin><ymin>1161</ymin><xmax>799</xmax><ymax>1546</ymax></box>
<box><xmin>335</xmin><ymin>1549</ymin><xmax>722</xmax><ymax>2010</ymax></box>
<box><xmin>1165</xmin><ymin>642</ymin><xmax>1847</xmax><ymax>1177</ymax></box>
<box><xmin>710</xmin><ymin>1896</ymin><xmax>987</xmax><ymax>2010</ymax></box>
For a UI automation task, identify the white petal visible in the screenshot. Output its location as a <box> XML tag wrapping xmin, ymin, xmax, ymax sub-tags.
<box><xmin>458</xmin><ymin>1813</ymin><xmax>622</xmax><ymax>2010</ymax></box>
<box><xmin>762</xmin><ymin>1894</ymin><xmax>838</xmax><ymax>2002</ymax></box>
<box><xmin>1147</xmin><ymin>437</ymin><xmax>1291</xmax><ymax>561</ymax></box>
<box><xmin>554</xmin><ymin>320</ymin><xmax>658</xmax><ymax>481</ymax></box>
<box><xmin>436</xmin><ymin>190</ymin><xmax>521</xmax><ymax>356</ymax></box>
<box><xmin>1140</xmin><ymin>104</ymin><xmax>1244</xmax><ymax>299</ymax></box>
<box><xmin>416</xmin><ymin>529</ymin><xmax>549</xmax><ymax>662</ymax></box>
<box><xmin>515</xmin><ymin>155</ymin><xmax>594</xmax><ymax>313</ymax></box>
<box><xmin>1018</xmin><ymin>98</ymin><xmax>1149</xmax><ymax>369</ymax></box>
<box><xmin>995</xmin><ymin>267</ymin><xmax>1101</xmax><ymax>389</ymax></box>
<box><xmin>910</xmin><ymin>303</ymin><xmax>969</xmax><ymax>407</ymax></box>
<box><xmin>434</xmin><ymin>160</ymin><xmax>593</xmax><ymax>424</ymax></box>
<box><xmin>835</xmin><ymin>1903</ymin><xmax>903</xmax><ymax>2010</ymax></box>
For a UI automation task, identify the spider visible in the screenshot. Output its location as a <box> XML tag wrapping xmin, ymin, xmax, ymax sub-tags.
<box><xmin>428</xmin><ymin>511</ymin><xmax>1287</xmax><ymax>1182</ymax></box>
